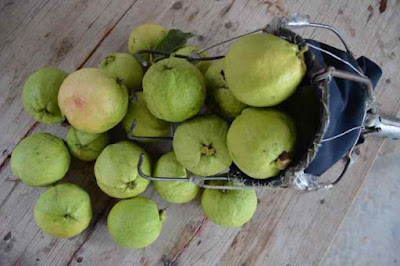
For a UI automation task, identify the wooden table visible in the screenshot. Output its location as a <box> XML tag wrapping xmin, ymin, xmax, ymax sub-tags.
<box><xmin>1</xmin><ymin>0</ymin><xmax>399</xmax><ymax>265</ymax></box>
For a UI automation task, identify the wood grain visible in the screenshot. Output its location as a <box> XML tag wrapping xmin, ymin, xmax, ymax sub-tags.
<box><xmin>0</xmin><ymin>0</ymin><xmax>399</xmax><ymax>265</ymax></box>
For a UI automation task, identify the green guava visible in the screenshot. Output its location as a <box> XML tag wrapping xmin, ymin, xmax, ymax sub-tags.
<box><xmin>205</xmin><ymin>59</ymin><xmax>247</xmax><ymax>120</ymax></box>
<box><xmin>143</xmin><ymin>57</ymin><xmax>206</xmax><ymax>122</ymax></box>
<box><xmin>175</xmin><ymin>45</ymin><xmax>211</xmax><ymax>75</ymax></box>
<box><xmin>201</xmin><ymin>181</ymin><xmax>257</xmax><ymax>227</ymax></box>
<box><xmin>34</xmin><ymin>183</ymin><xmax>92</xmax><ymax>238</ymax></box>
<box><xmin>94</xmin><ymin>141</ymin><xmax>151</xmax><ymax>198</ymax></box>
<box><xmin>224</xmin><ymin>33</ymin><xmax>307</xmax><ymax>107</ymax></box>
<box><xmin>11</xmin><ymin>133</ymin><xmax>70</xmax><ymax>187</ymax></box>
<box><xmin>227</xmin><ymin>108</ymin><xmax>296</xmax><ymax>179</ymax></box>
<box><xmin>58</xmin><ymin>68</ymin><xmax>128</xmax><ymax>134</ymax></box>
<box><xmin>173</xmin><ymin>115</ymin><xmax>232</xmax><ymax>176</ymax></box>
<box><xmin>66</xmin><ymin>127</ymin><xmax>110</xmax><ymax>161</ymax></box>
<box><xmin>99</xmin><ymin>53</ymin><xmax>143</xmax><ymax>90</ymax></box>
<box><xmin>128</xmin><ymin>23</ymin><xmax>167</xmax><ymax>61</ymax></box>
<box><xmin>107</xmin><ymin>196</ymin><xmax>166</xmax><ymax>248</ymax></box>
<box><xmin>23</xmin><ymin>67</ymin><xmax>68</xmax><ymax>124</ymax></box>
<box><xmin>122</xmin><ymin>91</ymin><xmax>171</xmax><ymax>139</ymax></box>
<box><xmin>153</xmin><ymin>152</ymin><xmax>200</xmax><ymax>203</ymax></box>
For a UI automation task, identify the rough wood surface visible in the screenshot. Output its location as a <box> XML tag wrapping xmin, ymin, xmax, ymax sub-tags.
<box><xmin>0</xmin><ymin>0</ymin><xmax>399</xmax><ymax>265</ymax></box>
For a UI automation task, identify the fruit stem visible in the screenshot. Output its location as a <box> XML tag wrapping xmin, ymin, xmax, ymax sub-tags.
<box><xmin>201</xmin><ymin>145</ymin><xmax>216</xmax><ymax>156</ymax></box>
<box><xmin>277</xmin><ymin>151</ymin><xmax>291</xmax><ymax>170</ymax></box>
<box><xmin>159</xmin><ymin>209</ymin><xmax>167</xmax><ymax>222</ymax></box>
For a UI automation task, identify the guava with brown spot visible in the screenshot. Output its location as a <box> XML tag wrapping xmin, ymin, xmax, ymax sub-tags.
<box><xmin>58</xmin><ymin>68</ymin><xmax>128</xmax><ymax>134</ymax></box>
<box><xmin>227</xmin><ymin>108</ymin><xmax>296</xmax><ymax>179</ymax></box>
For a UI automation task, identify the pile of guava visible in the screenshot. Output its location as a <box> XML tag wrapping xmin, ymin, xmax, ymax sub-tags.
<box><xmin>12</xmin><ymin>22</ymin><xmax>305</xmax><ymax>248</ymax></box>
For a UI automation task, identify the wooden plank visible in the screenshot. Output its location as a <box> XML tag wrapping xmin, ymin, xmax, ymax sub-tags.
<box><xmin>0</xmin><ymin>0</ymin><xmax>399</xmax><ymax>265</ymax></box>
<box><xmin>68</xmin><ymin>0</ymin><xmax>399</xmax><ymax>265</ymax></box>
<box><xmin>0</xmin><ymin>0</ymin><xmax>140</xmax><ymax>265</ymax></box>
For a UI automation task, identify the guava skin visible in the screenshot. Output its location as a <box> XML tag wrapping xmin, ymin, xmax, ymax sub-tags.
<box><xmin>201</xmin><ymin>181</ymin><xmax>257</xmax><ymax>227</ymax></box>
<box><xmin>23</xmin><ymin>67</ymin><xmax>68</xmax><ymax>124</ymax></box>
<box><xmin>107</xmin><ymin>196</ymin><xmax>165</xmax><ymax>248</ymax></box>
<box><xmin>94</xmin><ymin>141</ymin><xmax>151</xmax><ymax>198</ymax></box>
<box><xmin>143</xmin><ymin>58</ymin><xmax>206</xmax><ymax>122</ymax></box>
<box><xmin>173</xmin><ymin>115</ymin><xmax>232</xmax><ymax>176</ymax></box>
<box><xmin>224</xmin><ymin>33</ymin><xmax>306</xmax><ymax>107</ymax></box>
<box><xmin>227</xmin><ymin>108</ymin><xmax>296</xmax><ymax>179</ymax></box>
<box><xmin>153</xmin><ymin>152</ymin><xmax>200</xmax><ymax>203</ymax></box>
<box><xmin>205</xmin><ymin>59</ymin><xmax>247</xmax><ymax>120</ymax></box>
<box><xmin>34</xmin><ymin>183</ymin><xmax>92</xmax><ymax>238</ymax></box>
<box><xmin>175</xmin><ymin>45</ymin><xmax>211</xmax><ymax>75</ymax></box>
<box><xmin>58</xmin><ymin>68</ymin><xmax>128</xmax><ymax>134</ymax></box>
<box><xmin>99</xmin><ymin>53</ymin><xmax>143</xmax><ymax>90</ymax></box>
<box><xmin>122</xmin><ymin>91</ymin><xmax>171</xmax><ymax>139</ymax></box>
<box><xmin>11</xmin><ymin>133</ymin><xmax>71</xmax><ymax>187</ymax></box>
<box><xmin>66</xmin><ymin>127</ymin><xmax>110</xmax><ymax>161</ymax></box>
<box><xmin>128</xmin><ymin>23</ymin><xmax>167</xmax><ymax>61</ymax></box>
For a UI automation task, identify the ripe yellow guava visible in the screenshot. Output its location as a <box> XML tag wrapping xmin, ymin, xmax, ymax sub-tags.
<box><xmin>224</xmin><ymin>33</ymin><xmax>306</xmax><ymax>107</ymax></box>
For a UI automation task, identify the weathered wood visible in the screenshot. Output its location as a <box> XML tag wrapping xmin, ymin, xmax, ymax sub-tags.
<box><xmin>0</xmin><ymin>0</ymin><xmax>140</xmax><ymax>265</ymax></box>
<box><xmin>0</xmin><ymin>0</ymin><xmax>399</xmax><ymax>265</ymax></box>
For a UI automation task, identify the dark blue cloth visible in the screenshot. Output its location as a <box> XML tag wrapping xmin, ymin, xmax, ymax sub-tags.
<box><xmin>304</xmin><ymin>40</ymin><xmax>382</xmax><ymax>176</ymax></box>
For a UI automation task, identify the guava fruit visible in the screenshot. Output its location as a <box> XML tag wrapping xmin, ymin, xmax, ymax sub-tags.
<box><xmin>173</xmin><ymin>115</ymin><xmax>232</xmax><ymax>176</ymax></box>
<box><xmin>227</xmin><ymin>108</ymin><xmax>296</xmax><ymax>179</ymax></box>
<box><xmin>94</xmin><ymin>141</ymin><xmax>151</xmax><ymax>198</ymax></box>
<box><xmin>66</xmin><ymin>127</ymin><xmax>110</xmax><ymax>161</ymax></box>
<box><xmin>34</xmin><ymin>183</ymin><xmax>92</xmax><ymax>238</ymax></box>
<box><xmin>11</xmin><ymin>133</ymin><xmax>70</xmax><ymax>187</ymax></box>
<box><xmin>143</xmin><ymin>57</ymin><xmax>206</xmax><ymax>122</ymax></box>
<box><xmin>99</xmin><ymin>53</ymin><xmax>143</xmax><ymax>90</ymax></box>
<box><xmin>107</xmin><ymin>196</ymin><xmax>166</xmax><ymax>248</ymax></box>
<box><xmin>205</xmin><ymin>59</ymin><xmax>247</xmax><ymax>120</ymax></box>
<box><xmin>201</xmin><ymin>181</ymin><xmax>257</xmax><ymax>227</ymax></box>
<box><xmin>224</xmin><ymin>33</ymin><xmax>306</xmax><ymax>107</ymax></box>
<box><xmin>23</xmin><ymin>67</ymin><xmax>68</xmax><ymax>124</ymax></box>
<box><xmin>175</xmin><ymin>45</ymin><xmax>211</xmax><ymax>75</ymax></box>
<box><xmin>153</xmin><ymin>152</ymin><xmax>200</xmax><ymax>203</ymax></box>
<box><xmin>58</xmin><ymin>68</ymin><xmax>128</xmax><ymax>134</ymax></box>
<box><xmin>122</xmin><ymin>91</ymin><xmax>171</xmax><ymax>139</ymax></box>
<box><xmin>128</xmin><ymin>23</ymin><xmax>167</xmax><ymax>61</ymax></box>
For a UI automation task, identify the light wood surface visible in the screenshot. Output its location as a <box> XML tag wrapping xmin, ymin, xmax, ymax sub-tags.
<box><xmin>0</xmin><ymin>0</ymin><xmax>399</xmax><ymax>265</ymax></box>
